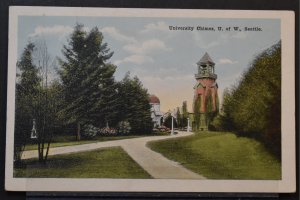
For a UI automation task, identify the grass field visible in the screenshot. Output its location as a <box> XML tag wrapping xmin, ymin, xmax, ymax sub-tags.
<box><xmin>148</xmin><ymin>131</ymin><xmax>281</xmax><ymax>180</ymax></box>
<box><xmin>15</xmin><ymin>147</ymin><xmax>152</xmax><ymax>178</ymax></box>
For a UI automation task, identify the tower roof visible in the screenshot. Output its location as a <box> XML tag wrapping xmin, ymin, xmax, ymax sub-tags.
<box><xmin>197</xmin><ymin>52</ymin><xmax>215</xmax><ymax>65</ymax></box>
<box><xmin>149</xmin><ymin>95</ymin><xmax>160</xmax><ymax>104</ymax></box>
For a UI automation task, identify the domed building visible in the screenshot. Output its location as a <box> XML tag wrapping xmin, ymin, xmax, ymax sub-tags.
<box><xmin>149</xmin><ymin>95</ymin><xmax>163</xmax><ymax>127</ymax></box>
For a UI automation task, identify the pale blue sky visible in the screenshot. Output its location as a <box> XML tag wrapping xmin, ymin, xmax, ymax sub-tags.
<box><xmin>17</xmin><ymin>16</ymin><xmax>280</xmax><ymax>112</ymax></box>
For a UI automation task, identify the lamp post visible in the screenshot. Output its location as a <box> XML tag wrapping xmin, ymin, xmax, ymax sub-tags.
<box><xmin>171</xmin><ymin>115</ymin><xmax>174</xmax><ymax>135</ymax></box>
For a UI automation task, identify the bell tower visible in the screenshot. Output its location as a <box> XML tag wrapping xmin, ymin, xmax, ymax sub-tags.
<box><xmin>196</xmin><ymin>52</ymin><xmax>217</xmax><ymax>80</ymax></box>
<box><xmin>193</xmin><ymin>52</ymin><xmax>219</xmax><ymax>131</ymax></box>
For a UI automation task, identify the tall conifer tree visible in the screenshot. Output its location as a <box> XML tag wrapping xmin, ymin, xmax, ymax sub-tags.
<box><xmin>59</xmin><ymin>24</ymin><xmax>116</xmax><ymax>140</ymax></box>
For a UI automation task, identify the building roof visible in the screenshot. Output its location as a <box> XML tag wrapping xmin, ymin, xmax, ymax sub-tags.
<box><xmin>197</xmin><ymin>52</ymin><xmax>215</xmax><ymax>65</ymax></box>
<box><xmin>149</xmin><ymin>95</ymin><xmax>160</xmax><ymax>104</ymax></box>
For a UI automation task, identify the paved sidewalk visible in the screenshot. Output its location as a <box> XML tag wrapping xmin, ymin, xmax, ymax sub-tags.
<box><xmin>21</xmin><ymin>131</ymin><xmax>206</xmax><ymax>179</ymax></box>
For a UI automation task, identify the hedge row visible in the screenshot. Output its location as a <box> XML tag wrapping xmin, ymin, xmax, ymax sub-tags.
<box><xmin>212</xmin><ymin>41</ymin><xmax>281</xmax><ymax>158</ymax></box>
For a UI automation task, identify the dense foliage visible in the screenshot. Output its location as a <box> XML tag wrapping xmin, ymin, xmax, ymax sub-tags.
<box><xmin>15</xmin><ymin>42</ymin><xmax>41</xmax><ymax>163</ymax></box>
<box><xmin>58</xmin><ymin>24</ymin><xmax>117</xmax><ymax>140</ymax></box>
<box><xmin>117</xmin><ymin>73</ymin><xmax>153</xmax><ymax>134</ymax></box>
<box><xmin>15</xmin><ymin>42</ymin><xmax>63</xmax><ymax>164</ymax></box>
<box><xmin>58</xmin><ymin>24</ymin><xmax>153</xmax><ymax>138</ymax></box>
<box><xmin>163</xmin><ymin>113</ymin><xmax>177</xmax><ymax>129</ymax></box>
<box><xmin>212</xmin><ymin>41</ymin><xmax>281</xmax><ymax>158</ymax></box>
<box><xmin>15</xmin><ymin>24</ymin><xmax>153</xmax><ymax>164</ymax></box>
<box><xmin>177</xmin><ymin>101</ymin><xmax>188</xmax><ymax>129</ymax></box>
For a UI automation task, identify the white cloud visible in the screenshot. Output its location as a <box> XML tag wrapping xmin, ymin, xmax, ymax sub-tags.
<box><xmin>100</xmin><ymin>25</ymin><xmax>172</xmax><ymax>66</ymax></box>
<box><xmin>141</xmin><ymin>21</ymin><xmax>169</xmax><ymax>33</ymax></box>
<box><xmin>29</xmin><ymin>25</ymin><xmax>73</xmax><ymax>38</ymax></box>
<box><xmin>101</xmin><ymin>27</ymin><xmax>137</xmax><ymax>43</ymax></box>
<box><xmin>123</xmin><ymin>39</ymin><xmax>172</xmax><ymax>55</ymax></box>
<box><xmin>116</xmin><ymin>39</ymin><xmax>171</xmax><ymax>65</ymax></box>
<box><xmin>217</xmin><ymin>58</ymin><xmax>238</xmax><ymax>65</ymax></box>
<box><xmin>114</xmin><ymin>55</ymin><xmax>154</xmax><ymax>65</ymax></box>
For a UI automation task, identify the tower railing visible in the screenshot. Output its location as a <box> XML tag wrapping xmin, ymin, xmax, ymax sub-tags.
<box><xmin>195</xmin><ymin>73</ymin><xmax>217</xmax><ymax>79</ymax></box>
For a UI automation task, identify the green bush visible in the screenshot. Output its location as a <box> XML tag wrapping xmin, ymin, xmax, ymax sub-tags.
<box><xmin>117</xmin><ymin>120</ymin><xmax>131</xmax><ymax>135</ymax></box>
<box><xmin>219</xmin><ymin>41</ymin><xmax>281</xmax><ymax>158</ymax></box>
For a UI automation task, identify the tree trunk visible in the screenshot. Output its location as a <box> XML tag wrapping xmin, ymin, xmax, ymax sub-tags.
<box><xmin>38</xmin><ymin>142</ymin><xmax>42</xmax><ymax>162</ymax></box>
<box><xmin>76</xmin><ymin>122</ymin><xmax>81</xmax><ymax>141</ymax></box>
<box><xmin>44</xmin><ymin>141</ymin><xmax>51</xmax><ymax>162</ymax></box>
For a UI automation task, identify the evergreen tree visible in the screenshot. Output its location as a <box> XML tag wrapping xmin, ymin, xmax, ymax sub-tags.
<box><xmin>58</xmin><ymin>24</ymin><xmax>116</xmax><ymax>140</ymax></box>
<box><xmin>163</xmin><ymin>113</ymin><xmax>177</xmax><ymax>129</ymax></box>
<box><xmin>117</xmin><ymin>73</ymin><xmax>153</xmax><ymax>134</ymax></box>
<box><xmin>181</xmin><ymin>101</ymin><xmax>188</xmax><ymax>127</ymax></box>
<box><xmin>17</xmin><ymin>43</ymin><xmax>41</xmax><ymax>96</ymax></box>
<box><xmin>176</xmin><ymin>107</ymin><xmax>182</xmax><ymax>129</ymax></box>
<box><xmin>15</xmin><ymin>42</ymin><xmax>41</xmax><ymax>163</ymax></box>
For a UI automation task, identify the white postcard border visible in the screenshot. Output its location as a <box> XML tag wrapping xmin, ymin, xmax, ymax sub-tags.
<box><xmin>5</xmin><ymin>6</ymin><xmax>296</xmax><ymax>193</ymax></box>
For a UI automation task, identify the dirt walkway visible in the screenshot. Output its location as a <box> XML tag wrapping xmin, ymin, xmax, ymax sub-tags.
<box><xmin>21</xmin><ymin>131</ymin><xmax>205</xmax><ymax>179</ymax></box>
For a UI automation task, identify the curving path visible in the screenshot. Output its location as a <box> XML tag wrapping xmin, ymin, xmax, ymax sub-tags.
<box><xmin>21</xmin><ymin>131</ymin><xmax>206</xmax><ymax>179</ymax></box>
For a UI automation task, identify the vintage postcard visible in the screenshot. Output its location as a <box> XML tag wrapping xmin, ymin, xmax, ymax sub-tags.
<box><xmin>5</xmin><ymin>6</ymin><xmax>295</xmax><ymax>192</ymax></box>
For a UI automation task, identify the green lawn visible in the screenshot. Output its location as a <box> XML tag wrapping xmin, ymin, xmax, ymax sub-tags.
<box><xmin>148</xmin><ymin>131</ymin><xmax>281</xmax><ymax>180</ymax></box>
<box><xmin>25</xmin><ymin>132</ymin><xmax>169</xmax><ymax>151</ymax></box>
<box><xmin>15</xmin><ymin>147</ymin><xmax>152</xmax><ymax>178</ymax></box>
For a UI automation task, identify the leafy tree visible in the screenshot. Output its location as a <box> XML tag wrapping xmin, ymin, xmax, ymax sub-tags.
<box><xmin>219</xmin><ymin>41</ymin><xmax>281</xmax><ymax>158</ymax></box>
<box><xmin>15</xmin><ymin>40</ymin><xmax>63</xmax><ymax>164</ymax></box>
<box><xmin>58</xmin><ymin>24</ymin><xmax>116</xmax><ymax>140</ymax></box>
<box><xmin>15</xmin><ymin>42</ymin><xmax>41</xmax><ymax>164</ymax></box>
<box><xmin>163</xmin><ymin>113</ymin><xmax>177</xmax><ymax>129</ymax></box>
<box><xmin>181</xmin><ymin>101</ymin><xmax>188</xmax><ymax>127</ymax></box>
<box><xmin>175</xmin><ymin>102</ymin><xmax>188</xmax><ymax>130</ymax></box>
<box><xmin>117</xmin><ymin>73</ymin><xmax>153</xmax><ymax>134</ymax></box>
<box><xmin>33</xmin><ymin>39</ymin><xmax>61</xmax><ymax>163</ymax></box>
<box><xmin>38</xmin><ymin>80</ymin><xmax>66</xmax><ymax>163</ymax></box>
<box><xmin>211</xmin><ymin>89</ymin><xmax>235</xmax><ymax>131</ymax></box>
<box><xmin>176</xmin><ymin>107</ymin><xmax>182</xmax><ymax>129</ymax></box>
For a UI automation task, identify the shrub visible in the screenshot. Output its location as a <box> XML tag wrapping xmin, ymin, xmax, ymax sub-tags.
<box><xmin>219</xmin><ymin>41</ymin><xmax>281</xmax><ymax>158</ymax></box>
<box><xmin>99</xmin><ymin>127</ymin><xmax>117</xmax><ymax>136</ymax></box>
<box><xmin>82</xmin><ymin>124</ymin><xmax>99</xmax><ymax>139</ymax></box>
<box><xmin>117</xmin><ymin>121</ymin><xmax>131</xmax><ymax>135</ymax></box>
